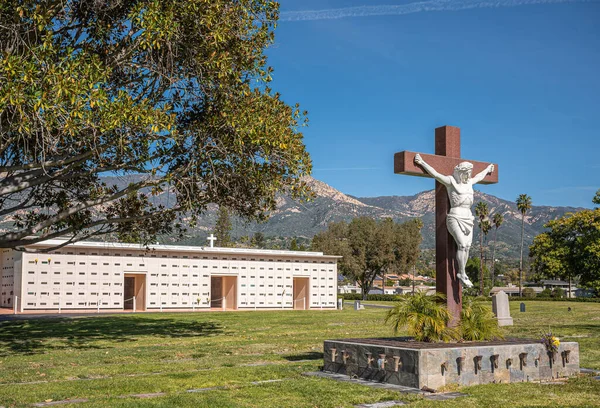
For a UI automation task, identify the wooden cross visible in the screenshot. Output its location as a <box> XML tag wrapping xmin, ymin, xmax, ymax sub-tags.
<box><xmin>207</xmin><ymin>234</ymin><xmax>217</xmax><ymax>248</ymax></box>
<box><xmin>394</xmin><ymin>126</ymin><xmax>498</xmax><ymax>326</ymax></box>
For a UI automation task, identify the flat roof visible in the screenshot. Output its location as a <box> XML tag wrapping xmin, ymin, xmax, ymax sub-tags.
<box><xmin>26</xmin><ymin>239</ymin><xmax>342</xmax><ymax>260</ymax></box>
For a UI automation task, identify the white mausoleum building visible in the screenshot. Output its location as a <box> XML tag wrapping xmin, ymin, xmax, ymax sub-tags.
<box><xmin>0</xmin><ymin>240</ymin><xmax>340</xmax><ymax>313</ymax></box>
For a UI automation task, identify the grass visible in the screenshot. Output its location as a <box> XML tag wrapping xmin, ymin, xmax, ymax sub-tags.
<box><xmin>0</xmin><ymin>301</ymin><xmax>599</xmax><ymax>407</ymax></box>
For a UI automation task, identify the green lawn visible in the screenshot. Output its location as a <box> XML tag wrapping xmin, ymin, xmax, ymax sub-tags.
<box><xmin>0</xmin><ymin>301</ymin><xmax>599</xmax><ymax>407</ymax></box>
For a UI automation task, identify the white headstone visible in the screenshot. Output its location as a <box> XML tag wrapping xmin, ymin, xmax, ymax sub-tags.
<box><xmin>492</xmin><ymin>290</ymin><xmax>513</xmax><ymax>326</ymax></box>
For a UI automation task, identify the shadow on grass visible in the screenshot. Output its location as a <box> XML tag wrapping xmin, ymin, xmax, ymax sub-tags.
<box><xmin>0</xmin><ymin>316</ymin><xmax>224</xmax><ymax>356</ymax></box>
<box><xmin>283</xmin><ymin>351</ymin><xmax>323</xmax><ymax>361</ymax></box>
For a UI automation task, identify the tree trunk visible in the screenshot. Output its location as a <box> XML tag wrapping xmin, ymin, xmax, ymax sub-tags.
<box><xmin>480</xmin><ymin>227</ymin><xmax>484</xmax><ymax>296</ymax></box>
<box><xmin>568</xmin><ymin>276</ymin><xmax>572</xmax><ymax>299</ymax></box>
<box><xmin>361</xmin><ymin>280</ymin><xmax>368</xmax><ymax>300</ymax></box>
<box><xmin>519</xmin><ymin>214</ymin><xmax>525</xmax><ymax>297</ymax></box>
<box><xmin>492</xmin><ymin>228</ymin><xmax>498</xmax><ymax>288</ymax></box>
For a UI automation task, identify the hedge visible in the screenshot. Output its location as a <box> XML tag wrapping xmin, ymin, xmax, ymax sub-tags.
<box><xmin>508</xmin><ymin>296</ymin><xmax>600</xmax><ymax>303</ymax></box>
<box><xmin>338</xmin><ymin>293</ymin><xmax>600</xmax><ymax>302</ymax></box>
<box><xmin>338</xmin><ymin>293</ymin><xmax>401</xmax><ymax>301</ymax></box>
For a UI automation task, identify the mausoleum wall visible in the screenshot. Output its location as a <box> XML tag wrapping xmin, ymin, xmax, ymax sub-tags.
<box><xmin>7</xmin><ymin>240</ymin><xmax>339</xmax><ymax>312</ymax></box>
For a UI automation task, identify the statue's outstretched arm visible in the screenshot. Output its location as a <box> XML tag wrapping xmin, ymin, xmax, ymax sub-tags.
<box><xmin>414</xmin><ymin>154</ymin><xmax>451</xmax><ymax>185</ymax></box>
<box><xmin>471</xmin><ymin>164</ymin><xmax>494</xmax><ymax>184</ymax></box>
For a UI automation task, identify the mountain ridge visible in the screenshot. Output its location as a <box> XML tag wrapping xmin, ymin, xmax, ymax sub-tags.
<box><xmin>169</xmin><ymin>176</ymin><xmax>584</xmax><ymax>259</ymax></box>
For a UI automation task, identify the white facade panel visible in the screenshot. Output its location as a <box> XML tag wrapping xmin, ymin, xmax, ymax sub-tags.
<box><xmin>5</xmin><ymin>240</ymin><xmax>339</xmax><ymax>312</ymax></box>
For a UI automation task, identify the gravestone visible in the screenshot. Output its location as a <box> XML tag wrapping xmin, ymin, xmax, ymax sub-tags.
<box><xmin>520</xmin><ymin>302</ymin><xmax>526</xmax><ymax>312</ymax></box>
<box><xmin>491</xmin><ymin>290</ymin><xmax>513</xmax><ymax>326</ymax></box>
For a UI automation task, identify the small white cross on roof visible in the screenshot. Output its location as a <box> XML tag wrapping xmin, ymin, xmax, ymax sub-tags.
<box><xmin>207</xmin><ymin>233</ymin><xmax>217</xmax><ymax>248</ymax></box>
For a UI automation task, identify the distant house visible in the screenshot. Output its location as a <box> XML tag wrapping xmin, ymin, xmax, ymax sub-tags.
<box><xmin>490</xmin><ymin>280</ymin><xmax>590</xmax><ymax>298</ymax></box>
<box><xmin>338</xmin><ymin>284</ymin><xmax>362</xmax><ymax>294</ymax></box>
<box><xmin>489</xmin><ymin>285</ymin><xmax>542</xmax><ymax>297</ymax></box>
<box><xmin>396</xmin><ymin>286</ymin><xmax>436</xmax><ymax>296</ymax></box>
<box><xmin>528</xmin><ymin>280</ymin><xmax>578</xmax><ymax>297</ymax></box>
<box><xmin>372</xmin><ymin>273</ymin><xmax>434</xmax><ymax>288</ymax></box>
<box><xmin>574</xmin><ymin>288</ymin><xmax>595</xmax><ymax>297</ymax></box>
<box><xmin>368</xmin><ymin>286</ymin><xmax>397</xmax><ymax>295</ymax></box>
<box><xmin>369</xmin><ymin>285</ymin><xmax>435</xmax><ymax>296</ymax></box>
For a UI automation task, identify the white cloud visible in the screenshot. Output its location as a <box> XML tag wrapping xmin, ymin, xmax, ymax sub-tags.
<box><xmin>280</xmin><ymin>0</ymin><xmax>599</xmax><ymax>22</ymax></box>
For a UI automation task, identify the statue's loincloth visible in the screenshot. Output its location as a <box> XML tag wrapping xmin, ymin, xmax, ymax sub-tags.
<box><xmin>446</xmin><ymin>213</ymin><xmax>474</xmax><ymax>237</ymax></box>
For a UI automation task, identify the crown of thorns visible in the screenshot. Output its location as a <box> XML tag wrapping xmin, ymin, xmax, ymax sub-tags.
<box><xmin>454</xmin><ymin>162</ymin><xmax>473</xmax><ymax>172</ymax></box>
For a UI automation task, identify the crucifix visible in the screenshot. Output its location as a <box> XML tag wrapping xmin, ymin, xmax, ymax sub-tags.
<box><xmin>207</xmin><ymin>233</ymin><xmax>217</xmax><ymax>248</ymax></box>
<box><xmin>394</xmin><ymin>126</ymin><xmax>498</xmax><ymax>326</ymax></box>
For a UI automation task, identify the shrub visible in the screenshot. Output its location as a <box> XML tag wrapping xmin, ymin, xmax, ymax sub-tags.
<box><xmin>539</xmin><ymin>288</ymin><xmax>552</xmax><ymax>298</ymax></box>
<box><xmin>509</xmin><ymin>296</ymin><xmax>600</xmax><ymax>302</ymax></box>
<box><xmin>339</xmin><ymin>293</ymin><xmax>362</xmax><ymax>300</ymax></box>
<box><xmin>522</xmin><ymin>288</ymin><xmax>536</xmax><ymax>298</ymax></box>
<box><xmin>367</xmin><ymin>294</ymin><xmax>401</xmax><ymax>301</ymax></box>
<box><xmin>552</xmin><ymin>288</ymin><xmax>565</xmax><ymax>298</ymax></box>
<box><xmin>385</xmin><ymin>292</ymin><xmax>457</xmax><ymax>342</ymax></box>
<box><xmin>338</xmin><ymin>293</ymin><xmax>400</xmax><ymax>301</ymax></box>
<box><xmin>459</xmin><ymin>299</ymin><xmax>504</xmax><ymax>341</ymax></box>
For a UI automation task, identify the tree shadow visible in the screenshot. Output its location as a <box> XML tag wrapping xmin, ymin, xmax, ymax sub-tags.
<box><xmin>0</xmin><ymin>316</ymin><xmax>224</xmax><ymax>356</ymax></box>
<box><xmin>283</xmin><ymin>351</ymin><xmax>323</xmax><ymax>361</ymax></box>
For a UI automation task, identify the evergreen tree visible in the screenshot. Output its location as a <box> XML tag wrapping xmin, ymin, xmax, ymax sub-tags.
<box><xmin>0</xmin><ymin>0</ymin><xmax>311</xmax><ymax>251</ymax></box>
<box><xmin>491</xmin><ymin>212</ymin><xmax>504</xmax><ymax>287</ymax></box>
<box><xmin>475</xmin><ymin>202</ymin><xmax>490</xmax><ymax>296</ymax></box>
<box><xmin>516</xmin><ymin>194</ymin><xmax>532</xmax><ymax>297</ymax></box>
<box><xmin>214</xmin><ymin>207</ymin><xmax>232</xmax><ymax>248</ymax></box>
<box><xmin>289</xmin><ymin>238</ymin><xmax>299</xmax><ymax>251</ymax></box>
<box><xmin>530</xmin><ymin>204</ymin><xmax>600</xmax><ymax>296</ymax></box>
<box><xmin>252</xmin><ymin>232</ymin><xmax>266</xmax><ymax>249</ymax></box>
<box><xmin>312</xmin><ymin>217</ymin><xmax>422</xmax><ymax>299</ymax></box>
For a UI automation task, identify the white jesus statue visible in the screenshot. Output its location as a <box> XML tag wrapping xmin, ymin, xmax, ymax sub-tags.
<box><xmin>414</xmin><ymin>154</ymin><xmax>494</xmax><ymax>288</ymax></box>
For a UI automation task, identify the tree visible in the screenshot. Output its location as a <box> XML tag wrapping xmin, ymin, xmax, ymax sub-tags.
<box><xmin>0</xmin><ymin>1</ymin><xmax>311</xmax><ymax>252</ymax></box>
<box><xmin>594</xmin><ymin>189</ymin><xmax>600</xmax><ymax>206</ymax></box>
<box><xmin>465</xmin><ymin>257</ymin><xmax>490</xmax><ymax>290</ymax></box>
<box><xmin>312</xmin><ymin>217</ymin><xmax>422</xmax><ymax>299</ymax></box>
<box><xmin>522</xmin><ymin>287</ymin><xmax>536</xmax><ymax>298</ymax></box>
<box><xmin>491</xmin><ymin>212</ymin><xmax>504</xmax><ymax>287</ymax></box>
<box><xmin>551</xmin><ymin>287</ymin><xmax>565</xmax><ymax>299</ymax></box>
<box><xmin>289</xmin><ymin>238</ymin><xmax>299</xmax><ymax>251</ymax></box>
<box><xmin>504</xmin><ymin>268</ymin><xmax>520</xmax><ymax>286</ymax></box>
<box><xmin>252</xmin><ymin>232</ymin><xmax>266</xmax><ymax>249</ymax></box>
<box><xmin>214</xmin><ymin>206</ymin><xmax>232</xmax><ymax>248</ymax></box>
<box><xmin>516</xmin><ymin>194</ymin><xmax>532</xmax><ymax>297</ymax></box>
<box><xmin>530</xmin><ymin>207</ymin><xmax>600</xmax><ymax>296</ymax></box>
<box><xmin>475</xmin><ymin>201</ymin><xmax>490</xmax><ymax>296</ymax></box>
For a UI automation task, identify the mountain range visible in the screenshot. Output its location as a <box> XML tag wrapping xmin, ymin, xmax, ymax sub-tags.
<box><xmin>165</xmin><ymin>177</ymin><xmax>584</xmax><ymax>259</ymax></box>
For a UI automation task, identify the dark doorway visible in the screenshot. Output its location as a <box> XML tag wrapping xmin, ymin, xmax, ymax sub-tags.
<box><xmin>124</xmin><ymin>277</ymin><xmax>135</xmax><ymax>310</ymax></box>
<box><xmin>211</xmin><ymin>277</ymin><xmax>223</xmax><ymax>309</ymax></box>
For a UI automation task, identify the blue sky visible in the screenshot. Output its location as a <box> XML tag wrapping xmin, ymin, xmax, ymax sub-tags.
<box><xmin>266</xmin><ymin>0</ymin><xmax>600</xmax><ymax>208</ymax></box>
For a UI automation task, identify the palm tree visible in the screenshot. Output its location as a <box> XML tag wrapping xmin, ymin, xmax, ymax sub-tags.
<box><xmin>475</xmin><ymin>201</ymin><xmax>489</xmax><ymax>296</ymax></box>
<box><xmin>516</xmin><ymin>194</ymin><xmax>532</xmax><ymax>297</ymax></box>
<box><xmin>491</xmin><ymin>213</ymin><xmax>504</xmax><ymax>287</ymax></box>
<box><xmin>385</xmin><ymin>292</ymin><xmax>457</xmax><ymax>342</ymax></box>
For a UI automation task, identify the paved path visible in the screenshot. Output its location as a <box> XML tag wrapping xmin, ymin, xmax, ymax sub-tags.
<box><xmin>343</xmin><ymin>301</ymin><xmax>393</xmax><ymax>309</ymax></box>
